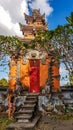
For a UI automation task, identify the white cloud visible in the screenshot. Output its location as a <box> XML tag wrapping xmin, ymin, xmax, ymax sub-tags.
<box><xmin>0</xmin><ymin>0</ymin><xmax>53</xmax><ymax>36</ymax></box>
<box><xmin>30</xmin><ymin>0</ymin><xmax>53</xmax><ymax>18</ymax></box>
<box><xmin>0</xmin><ymin>6</ymin><xmax>12</xmax><ymax>29</ymax></box>
<box><xmin>0</xmin><ymin>0</ymin><xmax>29</xmax><ymax>36</ymax></box>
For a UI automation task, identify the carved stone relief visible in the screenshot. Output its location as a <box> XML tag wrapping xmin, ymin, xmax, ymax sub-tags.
<box><xmin>22</xmin><ymin>49</ymin><xmax>47</xmax><ymax>64</ymax></box>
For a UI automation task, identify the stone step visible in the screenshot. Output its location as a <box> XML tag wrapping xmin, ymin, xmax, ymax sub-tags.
<box><xmin>7</xmin><ymin>93</ymin><xmax>40</xmax><ymax>130</ymax></box>
<box><xmin>16</xmin><ymin>109</ymin><xmax>34</xmax><ymax>114</ymax></box>
<box><xmin>0</xmin><ymin>112</ymin><xmax>8</xmax><ymax>117</ymax></box>
<box><xmin>7</xmin><ymin>115</ymin><xmax>40</xmax><ymax>130</ymax></box>
<box><xmin>21</xmin><ymin>104</ymin><xmax>36</xmax><ymax>109</ymax></box>
<box><xmin>15</xmin><ymin>114</ymin><xmax>32</xmax><ymax>120</ymax></box>
<box><xmin>26</xmin><ymin>96</ymin><xmax>38</xmax><ymax>100</ymax></box>
<box><xmin>24</xmin><ymin>99</ymin><xmax>37</xmax><ymax>104</ymax></box>
<box><xmin>17</xmin><ymin>119</ymin><xmax>29</xmax><ymax>123</ymax></box>
<box><xmin>26</xmin><ymin>93</ymin><xmax>39</xmax><ymax>96</ymax></box>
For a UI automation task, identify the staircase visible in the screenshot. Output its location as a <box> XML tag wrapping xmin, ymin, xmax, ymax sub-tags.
<box><xmin>7</xmin><ymin>93</ymin><xmax>40</xmax><ymax>130</ymax></box>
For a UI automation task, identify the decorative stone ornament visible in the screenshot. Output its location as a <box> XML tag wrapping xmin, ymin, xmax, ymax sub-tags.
<box><xmin>22</xmin><ymin>49</ymin><xmax>47</xmax><ymax>64</ymax></box>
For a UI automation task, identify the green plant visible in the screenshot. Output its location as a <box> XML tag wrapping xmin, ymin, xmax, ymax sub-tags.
<box><xmin>0</xmin><ymin>117</ymin><xmax>15</xmax><ymax>130</ymax></box>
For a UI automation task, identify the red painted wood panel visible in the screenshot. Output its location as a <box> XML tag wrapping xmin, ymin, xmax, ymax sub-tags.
<box><xmin>29</xmin><ymin>59</ymin><xmax>40</xmax><ymax>93</ymax></box>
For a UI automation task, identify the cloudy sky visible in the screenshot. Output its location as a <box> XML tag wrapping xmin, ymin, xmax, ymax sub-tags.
<box><xmin>0</xmin><ymin>0</ymin><xmax>73</xmax><ymax>36</ymax></box>
<box><xmin>0</xmin><ymin>0</ymin><xmax>73</xmax><ymax>35</ymax></box>
<box><xmin>0</xmin><ymin>0</ymin><xmax>53</xmax><ymax>36</ymax></box>
<box><xmin>0</xmin><ymin>0</ymin><xmax>72</xmax><ymax>85</ymax></box>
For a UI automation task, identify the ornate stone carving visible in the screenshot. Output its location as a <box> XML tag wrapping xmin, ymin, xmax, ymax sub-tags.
<box><xmin>22</xmin><ymin>49</ymin><xmax>47</xmax><ymax>64</ymax></box>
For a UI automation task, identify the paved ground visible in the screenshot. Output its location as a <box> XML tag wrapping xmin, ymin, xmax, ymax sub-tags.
<box><xmin>35</xmin><ymin>114</ymin><xmax>73</xmax><ymax>130</ymax></box>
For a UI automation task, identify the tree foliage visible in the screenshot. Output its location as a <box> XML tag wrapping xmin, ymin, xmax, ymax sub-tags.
<box><xmin>0</xmin><ymin>78</ymin><xmax>8</xmax><ymax>87</ymax></box>
<box><xmin>0</xmin><ymin>36</ymin><xmax>26</xmax><ymax>57</ymax></box>
<box><xmin>52</xmin><ymin>25</ymin><xmax>73</xmax><ymax>74</ymax></box>
<box><xmin>31</xmin><ymin>12</ymin><xmax>73</xmax><ymax>84</ymax></box>
<box><xmin>66</xmin><ymin>12</ymin><xmax>73</xmax><ymax>30</ymax></box>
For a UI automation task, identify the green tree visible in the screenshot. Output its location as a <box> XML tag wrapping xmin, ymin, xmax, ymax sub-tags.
<box><xmin>48</xmin><ymin>24</ymin><xmax>73</xmax><ymax>85</ymax></box>
<box><xmin>0</xmin><ymin>78</ymin><xmax>8</xmax><ymax>87</ymax></box>
<box><xmin>0</xmin><ymin>36</ymin><xmax>26</xmax><ymax>58</ymax></box>
<box><xmin>66</xmin><ymin>12</ymin><xmax>73</xmax><ymax>30</ymax></box>
<box><xmin>31</xmin><ymin>13</ymin><xmax>73</xmax><ymax>85</ymax></box>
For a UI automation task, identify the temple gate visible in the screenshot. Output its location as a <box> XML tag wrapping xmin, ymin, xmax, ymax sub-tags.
<box><xmin>9</xmin><ymin>9</ymin><xmax>60</xmax><ymax>93</ymax></box>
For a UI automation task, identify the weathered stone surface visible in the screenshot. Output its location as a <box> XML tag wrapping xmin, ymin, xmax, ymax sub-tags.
<box><xmin>7</xmin><ymin>115</ymin><xmax>40</xmax><ymax>129</ymax></box>
<box><xmin>21</xmin><ymin>104</ymin><xmax>36</xmax><ymax>108</ymax></box>
<box><xmin>7</xmin><ymin>93</ymin><xmax>40</xmax><ymax>130</ymax></box>
<box><xmin>18</xmin><ymin>109</ymin><xmax>34</xmax><ymax>114</ymax></box>
<box><xmin>15</xmin><ymin>114</ymin><xmax>32</xmax><ymax>120</ymax></box>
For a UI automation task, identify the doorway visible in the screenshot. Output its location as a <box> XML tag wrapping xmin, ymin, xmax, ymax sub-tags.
<box><xmin>29</xmin><ymin>59</ymin><xmax>40</xmax><ymax>93</ymax></box>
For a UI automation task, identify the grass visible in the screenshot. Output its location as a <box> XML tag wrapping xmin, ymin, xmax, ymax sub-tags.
<box><xmin>0</xmin><ymin>116</ymin><xmax>15</xmax><ymax>130</ymax></box>
<box><xmin>51</xmin><ymin>113</ymin><xmax>73</xmax><ymax>121</ymax></box>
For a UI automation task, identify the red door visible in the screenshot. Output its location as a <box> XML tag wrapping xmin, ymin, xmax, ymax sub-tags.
<box><xmin>29</xmin><ymin>59</ymin><xmax>40</xmax><ymax>93</ymax></box>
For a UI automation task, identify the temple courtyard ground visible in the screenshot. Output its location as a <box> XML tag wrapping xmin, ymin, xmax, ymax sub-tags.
<box><xmin>35</xmin><ymin>113</ymin><xmax>73</xmax><ymax>130</ymax></box>
<box><xmin>0</xmin><ymin>113</ymin><xmax>73</xmax><ymax>130</ymax></box>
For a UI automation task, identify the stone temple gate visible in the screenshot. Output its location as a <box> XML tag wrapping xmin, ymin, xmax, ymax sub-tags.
<box><xmin>9</xmin><ymin>9</ymin><xmax>60</xmax><ymax>93</ymax></box>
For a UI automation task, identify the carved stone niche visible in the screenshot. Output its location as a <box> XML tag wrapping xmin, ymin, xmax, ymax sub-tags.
<box><xmin>22</xmin><ymin>49</ymin><xmax>47</xmax><ymax>65</ymax></box>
